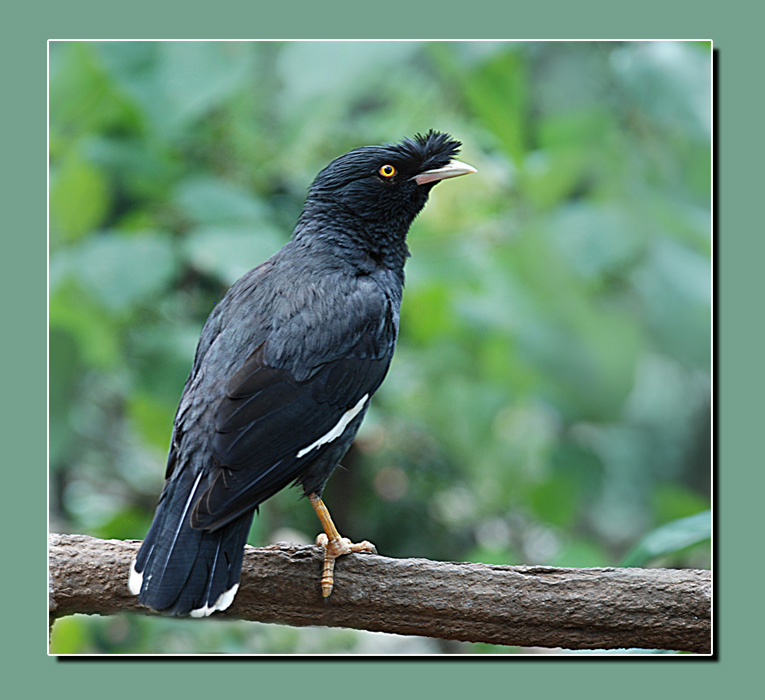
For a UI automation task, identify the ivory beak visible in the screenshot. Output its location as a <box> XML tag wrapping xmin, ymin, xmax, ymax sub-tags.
<box><xmin>412</xmin><ymin>159</ymin><xmax>477</xmax><ymax>185</ymax></box>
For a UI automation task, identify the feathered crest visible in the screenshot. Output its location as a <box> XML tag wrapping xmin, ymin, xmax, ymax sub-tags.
<box><xmin>383</xmin><ymin>130</ymin><xmax>462</xmax><ymax>171</ymax></box>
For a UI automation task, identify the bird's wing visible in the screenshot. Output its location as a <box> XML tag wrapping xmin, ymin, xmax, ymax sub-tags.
<box><xmin>189</xmin><ymin>315</ymin><xmax>395</xmax><ymax>532</ymax></box>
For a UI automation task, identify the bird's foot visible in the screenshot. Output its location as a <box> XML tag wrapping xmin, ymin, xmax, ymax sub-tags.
<box><xmin>315</xmin><ymin>533</ymin><xmax>377</xmax><ymax>598</ymax></box>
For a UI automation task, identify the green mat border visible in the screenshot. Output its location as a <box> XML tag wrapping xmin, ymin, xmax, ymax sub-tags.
<box><xmin>13</xmin><ymin>2</ymin><xmax>753</xmax><ymax>696</ymax></box>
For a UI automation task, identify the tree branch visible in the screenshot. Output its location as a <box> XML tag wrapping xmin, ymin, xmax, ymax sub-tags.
<box><xmin>48</xmin><ymin>533</ymin><xmax>711</xmax><ymax>653</ymax></box>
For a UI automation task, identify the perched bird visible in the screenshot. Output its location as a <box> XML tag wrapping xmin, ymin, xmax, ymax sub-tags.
<box><xmin>129</xmin><ymin>130</ymin><xmax>476</xmax><ymax>616</ymax></box>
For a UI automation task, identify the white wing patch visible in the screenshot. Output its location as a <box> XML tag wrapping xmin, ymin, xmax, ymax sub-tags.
<box><xmin>296</xmin><ymin>394</ymin><xmax>369</xmax><ymax>459</ymax></box>
<box><xmin>128</xmin><ymin>559</ymin><xmax>143</xmax><ymax>595</ymax></box>
<box><xmin>189</xmin><ymin>583</ymin><xmax>240</xmax><ymax>618</ymax></box>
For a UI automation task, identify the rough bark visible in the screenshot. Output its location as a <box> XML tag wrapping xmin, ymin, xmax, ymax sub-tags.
<box><xmin>48</xmin><ymin>533</ymin><xmax>711</xmax><ymax>653</ymax></box>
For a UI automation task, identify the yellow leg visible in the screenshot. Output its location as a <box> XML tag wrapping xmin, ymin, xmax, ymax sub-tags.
<box><xmin>309</xmin><ymin>493</ymin><xmax>376</xmax><ymax>597</ymax></box>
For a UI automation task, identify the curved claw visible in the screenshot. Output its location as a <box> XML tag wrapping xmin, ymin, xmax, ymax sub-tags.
<box><xmin>315</xmin><ymin>532</ymin><xmax>377</xmax><ymax>597</ymax></box>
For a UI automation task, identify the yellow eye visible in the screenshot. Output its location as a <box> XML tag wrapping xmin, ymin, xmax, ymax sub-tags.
<box><xmin>378</xmin><ymin>164</ymin><xmax>397</xmax><ymax>178</ymax></box>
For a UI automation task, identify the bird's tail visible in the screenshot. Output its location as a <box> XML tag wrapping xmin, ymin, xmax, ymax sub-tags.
<box><xmin>129</xmin><ymin>469</ymin><xmax>253</xmax><ymax>617</ymax></box>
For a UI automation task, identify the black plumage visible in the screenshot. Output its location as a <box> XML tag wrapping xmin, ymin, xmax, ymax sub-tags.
<box><xmin>129</xmin><ymin>131</ymin><xmax>475</xmax><ymax>616</ymax></box>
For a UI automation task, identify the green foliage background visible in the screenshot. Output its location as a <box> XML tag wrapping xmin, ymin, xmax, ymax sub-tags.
<box><xmin>48</xmin><ymin>40</ymin><xmax>711</xmax><ymax>654</ymax></box>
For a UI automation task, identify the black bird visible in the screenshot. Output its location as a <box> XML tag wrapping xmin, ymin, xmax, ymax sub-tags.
<box><xmin>129</xmin><ymin>131</ymin><xmax>476</xmax><ymax>616</ymax></box>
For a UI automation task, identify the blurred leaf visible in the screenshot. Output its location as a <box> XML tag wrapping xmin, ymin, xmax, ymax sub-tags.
<box><xmin>438</xmin><ymin>45</ymin><xmax>528</xmax><ymax>164</ymax></box>
<box><xmin>525</xmin><ymin>109</ymin><xmax>618</xmax><ymax>209</ymax></box>
<box><xmin>128</xmin><ymin>324</ymin><xmax>199</xmax><ymax>404</ymax></box>
<box><xmin>466</xmin><ymin>544</ymin><xmax>519</xmax><ymax>566</ymax></box>
<box><xmin>620</xmin><ymin>510</ymin><xmax>711</xmax><ymax>567</ymax></box>
<box><xmin>611</xmin><ymin>42</ymin><xmax>711</xmax><ymax>138</ymax></box>
<box><xmin>523</xmin><ymin>149</ymin><xmax>587</xmax><ymax>210</ymax></box>
<box><xmin>49</xmin><ymin>287</ymin><xmax>121</xmax><ymax>368</ymax></box>
<box><xmin>83</xmin><ymin>136</ymin><xmax>180</xmax><ymax>202</ymax></box>
<box><xmin>50</xmin><ymin>155</ymin><xmax>111</xmax><ymax>243</ymax></box>
<box><xmin>97</xmin><ymin>41</ymin><xmax>254</xmax><ymax>136</ymax></box>
<box><xmin>49</xmin><ymin>41</ymin><xmax>136</xmax><ymax>138</ymax></box>
<box><xmin>401</xmin><ymin>283</ymin><xmax>456</xmax><ymax>344</ymax></box>
<box><xmin>549</xmin><ymin>203</ymin><xmax>642</xmax><ymax>280</ymax></box>
<box><xmin>653</xmin><ymin>483</ymin><xmax>710</xmax><ymax>525</ymax></box>
<box><xmin>527</xmin><ymin>474</ymin><xmax>582</xmax><ymax>527</ymax></box>
<box><xmin>48</xmin><ymin>327</ymin><xmax>83</xmax><ymax>467</ymax></box>
<box><xmin>276</xmin><ymin>41</ymin><xmax>421</xmax><ymax>112</ymax></box>
<box><xmin>50</xmin><ymin>616</ymin><xmax>88</xmax><ymax>654</ymax></box>
<box><xmin>182</xmin><ymin>225</ymin><xmax>284</xmax><ymax>284</ymax></box>
<box><xmin>551</xmin><ymin>538</ymin><xmax>611</xmax><ymax>568</ymax></box>
<box><xmin>94</xmin><ymin>506</ymin><xmax>154</xmax><ymax>541</ymax></box>
<box><xmin>173</xmin><ymin>176</ymin><xmax>268</xmax><ymax>226</ymax></box>
<box><xmin>127</xmin><ymin>392</ymin><xmax>175</xmax><ymax>451</ymax></box>
<box><xmin>51</xmin><ymin>230</ymin><xmax>178</xmax><ymax>312</ymax></box>
<box><xmin>538</xmin><ymin>109</ymin><xmax>613</xmax><ymax>151</ymax></box>
<box><xmin>632</xmin><ymin>238</ymin><xmax>711</xmax><ymax>367</ymax></box>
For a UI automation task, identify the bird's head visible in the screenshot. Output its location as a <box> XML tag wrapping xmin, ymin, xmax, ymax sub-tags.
<box><xmin>302</xmin><ymin>130</ymin><xmax>476</xmax><ymax>233</ymax></box>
